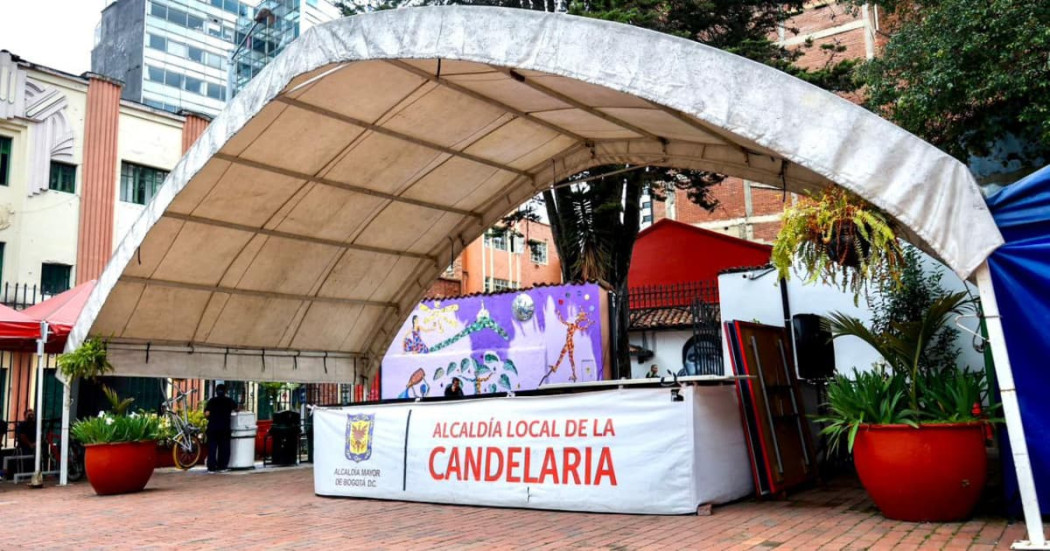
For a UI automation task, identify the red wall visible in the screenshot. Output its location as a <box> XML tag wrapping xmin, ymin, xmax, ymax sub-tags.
<box><xmin>627</xmin><ymin>219</ymin><xmax>773</xmax><ymax>287</ymax></box>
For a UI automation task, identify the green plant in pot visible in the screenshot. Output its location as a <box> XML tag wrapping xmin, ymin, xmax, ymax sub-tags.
<box><xmin>57</xmin><ymin>337</ymin><xmax>113</xmax><ymax>382</ymax></box>
<box><xmin>816</xmin><ymin>289</ymin><xmax>999</xmax><ymax>522</ymax></box>
<box><xmin>772</xmin><ymin>187</ymin><xmax>904</xmax><ymax>299</ymax></box>
<box><xmin>62</xmin><ymin>340</ymin><xmax>161</xmax><ymax>496</ymax></box>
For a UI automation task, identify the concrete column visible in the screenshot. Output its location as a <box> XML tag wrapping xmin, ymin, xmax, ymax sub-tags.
<box><xmin>75</xmin><ymin>74</ymin><xmax>122</xmax><ymax>283</ymax></box>
<box><xmin>180</xmin><ymin>111</ymin><xmax>211</xmax><ymax>154</ymax></box>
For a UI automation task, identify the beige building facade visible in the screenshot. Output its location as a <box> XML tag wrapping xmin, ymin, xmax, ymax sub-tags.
<box><xmin>0</xmin><ymin>50</ymin><xmax>203</xmax><ymax>300</ymax></box>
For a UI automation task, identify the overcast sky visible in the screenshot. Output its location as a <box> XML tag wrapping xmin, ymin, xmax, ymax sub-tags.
<box><xmin>0</xmin><ymin>0</ymin><xmax>108</xmax><ymax>75</ymax></box>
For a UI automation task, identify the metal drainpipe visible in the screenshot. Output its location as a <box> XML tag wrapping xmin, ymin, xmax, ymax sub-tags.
<box><xmin>744</xmin><ymin>180</ymin><xmax>754</xmax><ymax>240</ymax></box>
<box><xmin>779</xmin><ymin>278</ymin><xmax>796</xmax><ymax>369</ymax></box>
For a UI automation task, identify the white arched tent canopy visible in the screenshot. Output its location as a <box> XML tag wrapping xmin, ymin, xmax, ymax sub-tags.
<box><xmin>70</xmin><ymin>7</ymin><xmax>1001</xmax><ymax>373</ymax></box>
<box><xmin>59</xmin><ymin>8</ymin><xmax>1042</xmax><ymax>544</ymax></box>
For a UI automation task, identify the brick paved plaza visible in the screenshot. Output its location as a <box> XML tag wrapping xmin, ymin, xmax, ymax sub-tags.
<box><xmin>0</xmin><ymin>467</ymin><xmax>1028</xmax><ymax>549</ymax></box>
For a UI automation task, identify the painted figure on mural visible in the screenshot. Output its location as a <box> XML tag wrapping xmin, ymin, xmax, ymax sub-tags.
<box><xmin>398</xmin><ymin>368</ymin><xmax>430</xmax><ymax>399</ymax></box>
<box><xmin>417</xmin><ymin>303</ymin><xmax>459</xmax><ymax>333</ymax></box>
<box><xmin>381</xmin><ymin>284</ymin><xmax>605</xmax><ymax>400</ymax></box>
<box><xmin>548</xmin><ymin>310</ymin><xmax>594</xmax><ymax>382</ymax></box>
<box><xmin>402</xmin><ymin>315</ymin><xmax>430</xmax><ymax>354</ymax></box>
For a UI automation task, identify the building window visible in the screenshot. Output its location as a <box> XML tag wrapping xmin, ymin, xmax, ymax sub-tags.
<box><xmin>205</xmin><ymin>82</ymin><xmax>226</xmax><ymax>101</ymax></box>
<box><xmin>511</xmin><ymin>234</ymin><xmax>525</xmax><ymax>254</ymax></box>
<box><xmin>143</xmin><ymin>98</ymin><xmax>180</xmax><ymax>113</ymax></box>
<box><xmin>40</xmin><ymin>263</ymin><xmax>71</xmax><ymax>295</ymax></box>
<box><xmin>529</xmin><ymin>241</ymin><xmax>548</xmax><ymax>264</ymax></box>
<box><xmin>164</xmin><ymin>70</ymin><xmax>183</xmax><ymax>88</ymax></box>
<box><xmin>166</xmin><ymin>40</ymin><xmax>189</xmax><ymax>58</ymax></box>
<box><xmin>484</xmin><ymin>230</ymin><xmax>508</xmax><ymax>251</ymax></box>
<box><xmin>186</xmin><ymin>14</ymin><xmax>205</xmax><ymax>32</ymax></box>
<box><xmin>120</xmin><ymin>162</ymin><xmax>169</xmax><ymax>205</ymax></box>
<box><xmin>484</xmin><ymin>277</ymin><xmax>517</xmax><ymax>292</ymax></box>
<box><xmin>0</xmin><ymin>136</ymin><xmax>10</xmax><ymax>187</ymax></box>
<box><xmin>48</xmin><ymin>161</ymin><xmax>76</xmax><ymax>193</ymax></box>
<box><xmin>307</xmin><ymin>0</ymin><xmax>318</xmax><ymax>5</ymax></box>
<box><xmin>184</xmin><ymin>75</ymin><xmax>204</xmax><ymax>96</ymax></box>
<box><xmin>643</xmin><ymin>214</ymin><xmax>653</xmax><ymax>223</ymax></box>
<box><xmin>147</xmin><ymin>34</ymin><xmax>166</xmax><ymax>51</ymax></box>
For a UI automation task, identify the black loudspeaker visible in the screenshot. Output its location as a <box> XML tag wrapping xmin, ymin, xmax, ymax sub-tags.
<box><xmin>792</xmin><ymin>313</ymin><xmax>835</xmax><ymax>380</ymax></box>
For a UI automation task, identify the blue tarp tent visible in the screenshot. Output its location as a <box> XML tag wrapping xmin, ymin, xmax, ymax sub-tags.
<box><xmin>986</xmin><ymin>165</ymin><xmax>1050</xmax><ymax>515</ymax></box>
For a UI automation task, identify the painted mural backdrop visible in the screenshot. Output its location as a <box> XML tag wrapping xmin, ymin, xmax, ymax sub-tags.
<box><xmin>382</xmin><ymin>283</ymin><xmax>605</xmax><ymax>399</ymax></box>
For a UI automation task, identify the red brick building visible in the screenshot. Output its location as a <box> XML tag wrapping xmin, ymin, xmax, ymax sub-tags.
<box><xmin>647</xmin><ymin>2</ymin><xmax>887</xmax><ymax>243</ymax></box>
<box><xmin>426</xmin><ymin>219</ymin><xmax>562</xmax><ymax>297</ymax></box>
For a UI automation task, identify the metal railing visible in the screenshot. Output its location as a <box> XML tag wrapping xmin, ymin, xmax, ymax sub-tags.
<box><xmin>628</xmin><ymin>280</ymin><xmax>719</xmax><ymax>309</ymax></box>
<box><xmin>627</xmin><ymin>280</ymin><xmax>725</xmax><ymax>376</ymax></box>
<box><xmin>0</xmin><ymin>283</ymin><xmax>55</xmax><ymax>310</ymax></box>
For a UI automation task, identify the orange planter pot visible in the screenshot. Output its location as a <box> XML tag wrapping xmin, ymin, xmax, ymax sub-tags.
<box><xmin>84</xmin><ymin>441</ymin><xmax>157</xmax><ymax>496</ymax></box>
<box><xmin>853</xmin><ymin>423</ymin><xmax>987</xmax><ymax>522</ymax></box>
<box><xmin>155</xmin><ymin>443</ymin><xmax>176</xmax><ymax>469</ymax></box>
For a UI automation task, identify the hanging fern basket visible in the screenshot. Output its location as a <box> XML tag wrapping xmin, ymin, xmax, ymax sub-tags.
<box><xmin>772</xmin><ymin>188</ymin><xmax>903</xmax><ymax>298</ymax></box>
<box><xmin>825</xmin><ymin>222</ymin><xmax>873</xmax><ymax>270</ymax></box>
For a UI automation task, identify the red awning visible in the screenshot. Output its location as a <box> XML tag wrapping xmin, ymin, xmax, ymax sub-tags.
<box><xmin>22</xmin><ymin>280</ymin><xmax>96</xmax><ymax>352</ymax></box>
<box><xmin>0</xmin><ymin>303</ymin><xmax>40</xmax><ymax>350</ymax></box>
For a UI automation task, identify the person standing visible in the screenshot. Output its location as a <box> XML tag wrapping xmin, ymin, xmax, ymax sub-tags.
<box><xmin>645</xmin><ymin>365</ymin><xmax>660</xmax><ymax>379</ymax></box>
<box><xmin>204</xmin><ymin>385</ymin><xmax>237</xmax><ymax>472</ymax></box>
<box><xmin>15</xmin><ymin>409</ymin><xmax>36</xmax><ymax>474</ymax></box>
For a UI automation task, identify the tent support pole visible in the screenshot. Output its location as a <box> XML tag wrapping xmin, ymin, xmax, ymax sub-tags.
<box><xmin>976</xmin><ymin>261</ymin><xmax>1048</xmax><ymax>549</ymax></box>
<box><xmin>30</xmin><ymin>321</ymin><xmax>48</xmax><ymax>488</ymax></box>
<box><xmin>59</xmin><ymin>379</ymin><xmax>72</xmax><ymax>486</ymax></box>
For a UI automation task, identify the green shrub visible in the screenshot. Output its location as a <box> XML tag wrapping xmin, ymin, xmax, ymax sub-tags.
<box><xmin>57</xmin><ymin>338</ymin><xmax>113</xmax><ymax>382</ymax></box>
<box><xmin>816</xmin><ymin>367</ymin><xmax>996</xmax><ymax>453</ymax></box>
<box><xmin>815</xmin><ymin>369</ymin><xmax>918</xmax><ymax>454</ymax></box>
<box><xmin>71</xmin><ymin>413</ymin><xmax>163</xmax><ymax>445</ymax></box>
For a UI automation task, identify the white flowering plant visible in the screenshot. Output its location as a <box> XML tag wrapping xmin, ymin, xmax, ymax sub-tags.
<box><xmin>71</xmin><ymin>411</ymin><xmax>163</xmax><ymax>445</ymax></box>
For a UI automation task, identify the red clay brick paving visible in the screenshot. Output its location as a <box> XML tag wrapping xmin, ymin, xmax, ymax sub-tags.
<box><xmin>0</xmin><ymin>467</ymin><xmax>1029</xmax><ymax>549</ymax></box>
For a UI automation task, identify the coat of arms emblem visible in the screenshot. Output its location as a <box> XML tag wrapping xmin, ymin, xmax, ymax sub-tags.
<box><xmin>345</xmin><ymin>413</ymin><xmax>375</xmax><ymax>462</ymax></box>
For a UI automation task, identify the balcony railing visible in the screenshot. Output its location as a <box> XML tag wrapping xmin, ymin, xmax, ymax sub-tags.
<box><xmin>628</xmin><ymin>280</ymin><xmax>718</xmax><ymax>310</ymax></box>
<box><xmin>0</xmin><ymin>283</ymin><xmax>55</xmax><ymax>310</ymax></box>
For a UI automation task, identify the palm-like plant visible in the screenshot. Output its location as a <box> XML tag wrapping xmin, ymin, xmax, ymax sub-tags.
<box><xmin>101</xmin><ymin>385</ymin><xmax>135</xmax><ymax>415</ymax></box>
<box><xmin>824</xmin><ymin>291</ymin><xmax>972</xmax><ymax>412</ymax></box>
<box><xmin>815</xmin><ymin>369</ymin><xmax>920</xmax><ymax>453</ymax></box>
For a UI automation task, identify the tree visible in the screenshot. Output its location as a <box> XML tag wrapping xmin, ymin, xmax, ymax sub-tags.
<box><xmin>337</xmin><ymin>0</ymin><xmax>861</xmax><ymax>375</ymax></box>
<box><xmin>858</xmin><ymin>0</ymin><xmax>1050</xmax><ymax>170</ymax></box>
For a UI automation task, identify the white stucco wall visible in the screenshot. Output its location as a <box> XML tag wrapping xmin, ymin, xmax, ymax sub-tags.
<box><xmin>0</xmin><ymin>70</ymin><xmax>88</xmax><ymax>291</ymax></box>
<box><xmin>717</xmin><ymin>253</ymin><xmax>984</xmax><ymax>378</ymax></box>
<box><xmin>628</xmin><ymin>329</ymin><xmax>693</xmax><ymax>379</ymax></box>
<box><xmin>113</xmin><ymin>105</ymin><xmax>184</xmax><ymax>248</ymax></box>
<box><xmin>0</xmin><ymin>60</ymin><xmax>188</xmax><ymax>303</ymax></box>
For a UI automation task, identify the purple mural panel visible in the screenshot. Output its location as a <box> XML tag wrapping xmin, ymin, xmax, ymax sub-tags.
<box><xmin>381</xmin><ymin>283</ymin><xmax>606</xmax><ymax>399</ymax></box>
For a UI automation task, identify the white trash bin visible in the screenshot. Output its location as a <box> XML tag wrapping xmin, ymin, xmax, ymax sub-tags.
<box><xmin>229</xmin><ymin>411</ymin><xmax>257</xmax><ymax>470</ymax></box>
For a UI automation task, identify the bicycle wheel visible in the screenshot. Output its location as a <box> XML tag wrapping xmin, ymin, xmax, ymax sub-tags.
<box><xmin>172</xmin><ymin>434</ymin><xmax>203</xmax><ymax>470</ymax></box>
<box><xmin>67</xmin><ymin>449</ymin><xmax>85</xmax><ymax>482</ymax></box>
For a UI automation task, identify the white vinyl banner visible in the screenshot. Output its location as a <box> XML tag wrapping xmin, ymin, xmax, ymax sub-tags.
<box><xmin>314</xmin><ymin>388</ymin><xmax>702</xmax><ymax>514</ymax></box>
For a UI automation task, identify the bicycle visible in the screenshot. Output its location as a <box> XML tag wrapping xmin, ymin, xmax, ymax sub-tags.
<box><xmin>162</xmin><ymin>389</ymin><xmax>205</xmax><ymax>470</ymax></box>
<box><xmin>45</xmin><ymin>428</ymin><xmax>85</xmax><ymax>482</ymax></box>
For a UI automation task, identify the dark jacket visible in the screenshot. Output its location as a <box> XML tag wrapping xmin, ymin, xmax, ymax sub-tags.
<box><xmin>205</xmin><ymin>395</ymin><xmax>237</xmax><ymax>433</ymax></box>
<box><xmin>15</xmin><ymin>419</ymin><xmax>35</xmax><ymax>450</ymax></box>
